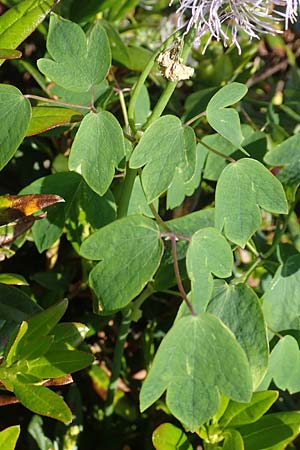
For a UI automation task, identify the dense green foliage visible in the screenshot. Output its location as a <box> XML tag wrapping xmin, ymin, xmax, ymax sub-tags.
<box><xmin>1</xmin><ymin>0</ymin><xmax>300</xmax><ymax>449</ymax></box>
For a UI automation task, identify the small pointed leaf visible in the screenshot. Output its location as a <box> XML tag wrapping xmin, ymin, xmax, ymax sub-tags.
<box><xmin>26</xmin><ymin>107</ymin><xmax>82</xmax><ymax>136</ymax></box>
<box><xmin>152</xmin><ymin>423</ymin><xmax>192</xmax><ymax>450</ymax></box>
<box><xmin>13</xmin><ymin>375</ymin><xmax>72</xmax><ymax>424</ymax></box>
<box><xmin>0</xmin><ymin>0</ymin><xmax>57</xmax><ymax>67</ymax></box>
<box><xmin>0</xmin><ymin>426</ymin><xmax>20</xmax><ymax>450</ymax></box>
<box><xmin>220</xmin><ymin>391</ymin><xmax>278</xmax><ymax>428</ymax></box>
<box><xmin>238</xmin><ymin>412</ymin><xmax>300</xmax><ymax>450</ymax></box>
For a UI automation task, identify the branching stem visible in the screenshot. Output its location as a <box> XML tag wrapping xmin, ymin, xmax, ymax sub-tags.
<box><xmin>24</xmin><ymin>94</ymin><xmax>93</xmax><ymax>111</ymax></box>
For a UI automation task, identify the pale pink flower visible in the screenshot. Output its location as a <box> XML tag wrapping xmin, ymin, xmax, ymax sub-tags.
<box><xmin>170</xmin><ymin>0</ymin><xmax>299</xmax><ymax>52</ymax></box>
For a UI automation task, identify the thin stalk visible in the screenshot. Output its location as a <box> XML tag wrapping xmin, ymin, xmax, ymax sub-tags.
<box><xmin>118</xmin><ymin>32</ymin><xmax>192</xmax><ymax>217</ymax></box>
<box><xmin>143</xmin><ymin>30</ymin><xmax>195</xmax><ymax>129</ymax></box>
<box><xmin>170</xmin><ymin>234</ymin><xmax>196</xmax><ymax>316</ymax></box>
<box><xmin>246</xmin><ymin>240</ymin><xmax>260</xmax><ymax>257</ymax></box>
<box><xmin>127</xmin><ymin>28</ymin><xmax>184</xmax><ymax>133</ymax></box>
<box><xmin>149</xmin><ymin>203</ymin><xmax>171</xmax><ymax>232</ymax></box>
<box><xmin>262</xmin><ymin>204</ymin><xmax>294</xmax><ymax>259</ymax></box>
<box><xmin>104</xmin><ymin>286</ymin><xmax>154</xmax><ymax>417</ymax></box>
<box><xmin>199</xmin><ymin>139</ymin><xmax>236</xmax><ymax>163</ymax></box>
<box><xmin>183</xmin><ymin>111</ymin><xmax>206</xmax><ymax>127</ymax></box>
<box><xmin>24</xmin><ymin>94</ymin><xmax>92</xmax><ymax>111</ymax></box>
<box><xmin>116</xmin><ymin>166</ymin><xmax>137</xmax><ymax>219</ymax></box>
<box><xmin>237</xmin><ymin>257</ymin><xmax>262</xmax><ymax>284</ymax></box>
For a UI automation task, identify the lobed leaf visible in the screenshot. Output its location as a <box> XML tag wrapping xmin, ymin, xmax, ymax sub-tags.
<box><xmin>263</xmin><ymin>254</ymin><xmax>300</xmax><ymax>332</ymax></box>
<box><xmin>140</xmin><ymin>313</ymin><xmax>252</xmax><ymax>431</ymax></box>
<box><xmin>186</xmin><ymin>227</ymin><xmax>233</xmax><ymax>312</ymax></box>
<box><xmin>208</xmin><ymin>282</ymin><xmax>268</xmax><ymax>389</ymax></box>
<box><xmin>80</xmin><ymin>215</ymin><xmax>163</xmax><ymax>312</ymax></box>
<box><xmin>215</xmin><ymin>158</ymin><xmax>288</xmax><ymax>247</ymax></box>
<box><xmin>38</xmin><ymin>14</ymin><xmax>111</xmax><ymax>92</ymax></box>
<box><xmin>206</xmin><ymin>83</ymin><xmax>248</xmax><ymax>148</ymax></box>
<box><xmin>130</xmin><ymin>115</ymin><xmax>196</xmax><ymax>203</ymax></box>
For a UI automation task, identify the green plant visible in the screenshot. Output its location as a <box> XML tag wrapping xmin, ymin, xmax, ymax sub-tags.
<box><xmin>1</xmin><ymin>1</ymin><xmax>300</xmax><ymax>449</ymax></box>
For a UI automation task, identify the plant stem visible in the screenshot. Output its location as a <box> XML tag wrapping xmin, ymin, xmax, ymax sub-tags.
<box><xmin>104</xmin><ymin>286</ymin><xmax>154</xmax><ymax>417</ymax></box>
<box><xmin>199</xmin><ymin>139</ymin><xmax>236</xmax><ymax>163</ymax></box>
<box><xmin>143</xmin><ymin>30</ymin><xmax>195</xmax><ymax>129</ymax></box>
<box><xmin>184</xmin><ymin>111</ymin><xmax>206</xmax><ymax>127</ymax></box>
<box><xmin>24</xmin><ymin>94</ymin><xmax>92</xmax><ymax>111</ymax></box>
<box><xmin>262</xmin><ymin>204</ymin><xmax>294</xmax><ymax>259</ymax></box>
<box><xmin>169</xmin><ymin>234</ymin><xmax>196</xmax><ymax>316</ymax></box>
<box><xmin>127</xmin><ymin>28</ymin><xmax>184</xmax><ymax>134</ymax></box>
<box><xmin>116</xmin><ymin>166</ymin><xmax>137</xmax><ymax>219</ymax></box>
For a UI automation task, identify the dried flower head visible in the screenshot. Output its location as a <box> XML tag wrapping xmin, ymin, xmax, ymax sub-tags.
<box><xmin>170</xmin><ymin>0</ymin><xmax>299</xmax><ymax>52</ymax></box>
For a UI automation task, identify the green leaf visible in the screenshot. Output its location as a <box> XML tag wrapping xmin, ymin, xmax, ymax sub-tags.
<box><xmin>0</xmin><ymin>84</ymin><xmax>31</xmax><ymax>170</ymax></box>
<box><xmin>140</xmin><ymin>313</ymin><xmax>252</xmax><ymax>431</ymax></box>
<box><xmin>215</xmin><ymin>158</ymin><xmax>288</xmax><ymax>247</ymax></box>
<box><xmin>166</xmin><ymin>142</ymin><xmax>207</xmax><ymax>210</ymax></box>
<box><xmin>130</xmin><ymin>115</ymin><xmax>196</xmax><ymax>203</ymax></box>
<box><xmin>26</xmin><ymin>107</ymin><xmax>83</xmax><ymax>136</ymax></box>
<box><xmin>0</xmin><ymin>273</ymin><xmax>28</xmax><ymax>285</ymax></box>
<box><xmin>69</xmin><ymin>110</ymin><xmax>125</xmax><ymax>196</ymax></box>
<box><xmin>127</xmin><ymin>176</ymin><xmax>158</xmax><ymax>217</ymax></box>
<box><xmin>49</xmin><ymin>322</ymin><xmax>89</xmax><ymax>350</ymax></box>
<box><xmin>186</xmin><ymin>228</ymin><xmax>233</xmax><ymax>312</ymax></box>
<box><xmin>26</xmin><ymin>350</ymin><xmax>94</xmax><ymax>378</ymax></box>
<box><xmin>264</xmin><ymin>134</ymin><xmax>300</xmax><ymax>187</ymax></box>
<box><xmin>238</xmin><ymin>412</ymin><xmax>300</xmax><ymax>450</ymax></box>
<box><xmin>28</xmin><ymin>416</ymin><xmax>54</xmax><ymax>450</ymax></box>
<box><xmin>13</xmin><ymin>375</ymin><xmax>72</xmax><ymax>424</ymax></box>
<box><xmin>0</xmin><ymin>49</ymin><xmax>21</xmax><ymax>60</ymax></box>
<box><xmin>9</xmin><ymin>300</ymin><xmax>68</xmax><ymax>362</ymax></box>
<box><xmin>38</xmin><ymin>14</ymin><xmax>111</xmax><ymax>92</ymax></box>
<box><xmin>80</xmin><ymin>215</ymin><xmax>163</xmax><ymax>312</ymax></box>
<box><xmin>21</xmin><ymin>172</ymin><xmax>84</xmax><ymax>252</ymax></box>
<box><xmin>208</xmin><ymin>282</ymin><xmax>268</xmax><ymax>389</ymax></box>
<box><xmin>0</xmin><ymin>0</ymin><xmax>57</xmax><ymax>66</ymax></box>
<box><xmin>202</xmin><ymin>128</ymin><xmax>267</xmax><ymax>182</ymax></box>
<box><xmin>259</xmin><ymin>336</ymin><xmax>300</xmax><ymax>393</ymax></box>
<box><xmin>0</xmin><ymin>284</ymin><xmax>41</xmax><ymax>323</ymax></box>
<box><xmin>206</xmin><ymin>83</ymin><xmax>248</xmax><ymax>148</ymax></box>
<box><xmin>219</xmin><ymin>391</ymin><xmax>278</xmax><ymax>428</ymax></box>
<box><xmin>66</xmin><ymin>183</ymin><xmax>117</xmax><ymax>252</ymax></box>
<box><xmin>223</xmin><ymin>430</ymin><xmax>244</xmax><ymax>450</ymax></box>
<box><xmin>262</xmin><ymin>254</ymin><xmax>300</xmax><ymax>331</ymax></box>
<box><xmin>0</xmin><ymin>426</ymin><xmax>20</xmax><ymax>450</ymax></box>
<box><xmin>166</xmin><ymin>209</ymin><xmax>215</xmax><ymax>236</ymax></box>
<box><xmin>49</xmin><ymin>80</ymin><xmax>111</xmax><ymax>116</ymax></box>
<box><xmin>152</xmin><ymin>423</ymin><xmax>192</xmax><ymax>450</ymax></box>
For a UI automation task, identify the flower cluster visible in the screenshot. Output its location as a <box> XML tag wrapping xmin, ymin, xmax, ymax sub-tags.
<box><xmin>170</xmin><ymin>0</ymin><xmax>299</xmax><ymax>52</ymax></box>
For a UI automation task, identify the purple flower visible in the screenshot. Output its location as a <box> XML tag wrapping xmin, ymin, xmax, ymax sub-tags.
<box><xmin>171</xmin><ymin>0</ymin><xmax>299</xmax><ymax>52</ymax></box>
